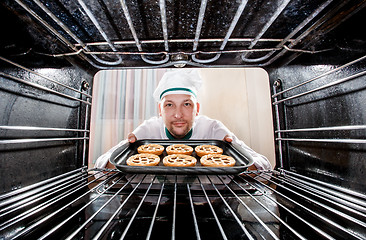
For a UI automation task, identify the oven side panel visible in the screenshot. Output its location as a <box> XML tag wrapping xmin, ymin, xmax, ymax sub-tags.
<box><xmin>0</xmin><ymin>66</ymin><xmax>93</xmax><ymax>194</ymax></box>
<box><xmin>267</xmin><ymin>63</ymin><xmax>366</xmax><ymax>194</ymax></box>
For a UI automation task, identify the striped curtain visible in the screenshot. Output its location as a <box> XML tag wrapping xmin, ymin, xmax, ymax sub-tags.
<box><xmin>89</xmin><ymin>69</ymin><xmax>168</xmax><ymax>165</ymax></box>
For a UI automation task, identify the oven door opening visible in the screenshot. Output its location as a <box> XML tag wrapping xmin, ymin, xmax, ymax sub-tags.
<box><xmin>1</xmin><ymin>0</ymin><xmax>366</xmax><ymax>239</ymax></box>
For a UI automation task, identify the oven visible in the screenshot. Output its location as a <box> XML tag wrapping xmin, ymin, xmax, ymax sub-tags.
<box><xmin>1</xmin><ymin>0</ymin><xmax>366</xmax><ymax>239</ymax></box>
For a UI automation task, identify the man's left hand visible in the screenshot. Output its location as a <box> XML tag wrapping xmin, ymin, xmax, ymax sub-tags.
<box><xmin>223</xmin><ymin>135</ymin><xmax>233</xmax><ymax>142</ymax></box>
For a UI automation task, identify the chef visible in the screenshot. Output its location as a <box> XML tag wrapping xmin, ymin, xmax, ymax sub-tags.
<box><xmin>95</xmin><ymin>69</ymin><xmax>271</xmax><ymax>171</ymax></box>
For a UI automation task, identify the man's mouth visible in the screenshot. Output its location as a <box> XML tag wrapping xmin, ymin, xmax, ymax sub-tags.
<box><xmin>172</xmin><ymin>121</ymin><xmax>186</xmax><ymax>127</ymax></box>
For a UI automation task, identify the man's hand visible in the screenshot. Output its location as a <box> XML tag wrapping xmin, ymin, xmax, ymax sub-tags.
<box><xmin>128</xmin><ymin>133</ymin><xmax>137</xmax><ymax>143</ymax></box>
<box><xmin>223</xmin><ymin>135</ymin><xmax>233</xmax><ymax>142</ymax></box>
<box><xmin>247</xmin><ymin>164</ymin><xmax>258</xmax><ymax>171</ymax></box>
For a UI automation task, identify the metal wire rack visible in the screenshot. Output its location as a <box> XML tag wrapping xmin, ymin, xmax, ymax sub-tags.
<box><xmin>1</xmin><ymin>168</ymin><xmax>365</xmax><ymax>239</ymax></box>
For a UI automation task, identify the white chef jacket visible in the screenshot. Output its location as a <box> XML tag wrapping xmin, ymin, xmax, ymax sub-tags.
<box><xmin>95</xmin><ymin>115</ymin><xmax>272</xmax><ymax>170</ymax></box>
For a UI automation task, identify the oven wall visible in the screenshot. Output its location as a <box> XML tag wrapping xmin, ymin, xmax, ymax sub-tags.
<box><xmin>267</xmin><ymin>63</ymin><xmax>366</xmax><ymax>194</ymax></box>
<box><xmin>0</xmin><ymin>66</ymin><xmax>93</xmax><ymax>194</ymax></box>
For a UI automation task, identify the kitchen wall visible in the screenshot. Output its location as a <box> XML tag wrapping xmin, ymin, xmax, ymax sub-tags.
<box><xmin>198</xmin><ymin>68</ymin><xmax>275</xmax><ymax>168</ymax></box>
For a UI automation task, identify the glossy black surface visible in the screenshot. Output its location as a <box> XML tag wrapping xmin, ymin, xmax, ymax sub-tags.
<box><xmin>0</xmin><ymin>0</ymin><xmax>365</xmax><ymax>68</ymax></box>
<box><xmin>0</xmin><ymin>66</ymin><xmax>93</xmax><ymax>194</ymax></box>
<box><xmin>267</xmin><ymin>62</ymin><xmax>366</xmax><ymax>194</ymax></box>
<box><xmin>2</xmin><ymin>169</ymin><xmax>365</xmax><ymax>239</ymax></box>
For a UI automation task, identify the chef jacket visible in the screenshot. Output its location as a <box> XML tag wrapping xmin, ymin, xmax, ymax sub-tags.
<box><xmin>95</xmin><ymin>115</ymin><xmax>271</xmax><ymax>170</ymax></box>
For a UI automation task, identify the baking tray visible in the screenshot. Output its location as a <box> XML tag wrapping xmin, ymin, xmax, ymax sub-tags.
<box><xmin>109</xmin><ymin>139</ymin><xmax>254</xmax><ymax>175</ymax></box>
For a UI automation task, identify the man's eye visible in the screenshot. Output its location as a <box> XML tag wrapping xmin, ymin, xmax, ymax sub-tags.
<box><xmin>165</xmin><ymin>103</ymin><xmax>173</xmax><ymax>107</ymax></box>
<box><xmin>184</xmin><ymin>102</ymin><xmax>192</xmax><ymax>106</ymax></box>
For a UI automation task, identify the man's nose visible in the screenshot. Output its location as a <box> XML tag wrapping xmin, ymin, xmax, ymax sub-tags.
<box><xmin>174</xmin><ymin>107</ymin><xmax>182</xmax><ymax>118</ymax></box>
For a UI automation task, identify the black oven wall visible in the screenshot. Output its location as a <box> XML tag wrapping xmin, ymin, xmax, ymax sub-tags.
<box><xmin>0</xmin><ymin>66</ymin><xmax>93</xmax><ymax>194</ymax></box>
<box><xmin>265</xmin><ymin>3</ymin><xmax>366</xmax><ymax>195</ymax></box>
<box><xmin>267</xmin><ymin>63</ymin><xmax>366</xmax><ymax>195</ymax></box>
<box><xmin>0</xmin><ymin>1</ymin><xmax>95</xmax><ymax>194</ymax></box>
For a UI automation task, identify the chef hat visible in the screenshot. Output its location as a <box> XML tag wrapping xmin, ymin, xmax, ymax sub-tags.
<box><xmin>153</xmin><ymin>69</ymin><xmax>202</xmax><ymax>102</ymax></box>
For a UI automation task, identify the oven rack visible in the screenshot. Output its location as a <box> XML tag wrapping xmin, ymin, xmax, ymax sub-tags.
<box><xmin>0</xmin><ymin>55</ymin><xmax>91</xmax><ymax>164</ymax></box>
<box><xmin>271</xmin><ymin>53</ymin><xmax>366</xmax><ymax>168</ymax></box>
<box><xmin>0</xmin><ymin>168</ymin><xmax>365</xmax><ymax>239</ymax></box>
<box><xmin>10</xmin><ymin>0</ymin><xmax>345</xmax><ymax>68</ymax></box>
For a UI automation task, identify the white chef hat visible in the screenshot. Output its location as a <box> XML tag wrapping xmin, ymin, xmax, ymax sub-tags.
<box><xmin>153</xmin><ymin>69</ymin><xmax>202</xmax><ymax>102</ymax></box>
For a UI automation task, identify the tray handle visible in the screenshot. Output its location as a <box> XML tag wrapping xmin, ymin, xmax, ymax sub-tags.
<box><xmin>109</xmin><ymin>140</ymin><xmax>130</xmax><ymax>166</ymax></box>
<box><xmin>230</xmin><ymin>142</ymin><xmax>255</xmax><ymax>167</ymax></box>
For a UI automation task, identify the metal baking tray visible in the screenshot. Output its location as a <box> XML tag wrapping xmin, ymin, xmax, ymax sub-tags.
<box><xmin>109</xmin><ymin>139</ymin><xmax>254</xmax><ymax>175</ymax></box>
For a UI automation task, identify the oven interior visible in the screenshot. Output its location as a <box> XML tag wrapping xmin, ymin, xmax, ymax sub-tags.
<box><xmin>1</xmin><ymin>0</ymin><xmax>366</xmax><ymax>239</ymax></box>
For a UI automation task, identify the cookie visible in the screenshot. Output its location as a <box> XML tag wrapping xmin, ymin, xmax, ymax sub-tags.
<box><xmin>137</xmin><ymin>144</ymin><xmax>164</xmax><ymax>155</ymax></box>
<box><xmin>163</xmin><ymin>154</ymin><xmax>197</xmax><ymax>167</ymax></box>
<box><xmin>200</xmin><ymin>154</ymin><xmax>236</xmax><ymax>167</ymax></box>
<box><xmin>195</xmin><ymin>145</ymin><xmax>223</xmax><ymax>157</ymax></box>
<box><xmin>126</xmin><ymin>153</ymin><xmax>160</xmax><ymax>166</ymax></box>
<box><xmin>166</xmin><ymin>144</ymin><xmax>193</xmax><ymax>155</ymax></box>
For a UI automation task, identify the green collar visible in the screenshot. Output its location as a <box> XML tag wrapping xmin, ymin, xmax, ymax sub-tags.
<box><xmin>165</xmin><ymin>128</ymin><xmax>192</xmax><ymax>140</ymax></box>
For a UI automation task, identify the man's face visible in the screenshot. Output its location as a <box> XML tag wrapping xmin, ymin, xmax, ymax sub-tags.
<box><xmin>159</xmin><ymin>94</ymin><xmax>200</xmax><ymax>139</ymax></box>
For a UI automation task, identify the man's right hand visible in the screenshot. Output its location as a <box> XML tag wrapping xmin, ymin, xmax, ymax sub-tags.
<box><xmin>127</xmin><ymin>133</ymin><xmax>137</xmax><ymax>143</ymax></box>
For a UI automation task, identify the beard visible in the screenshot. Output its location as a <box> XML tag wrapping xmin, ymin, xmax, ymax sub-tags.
<box><xmin>167</xmin><ymin>121</ymin><xmax>192</xmax><ymax>139</ymax></box>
